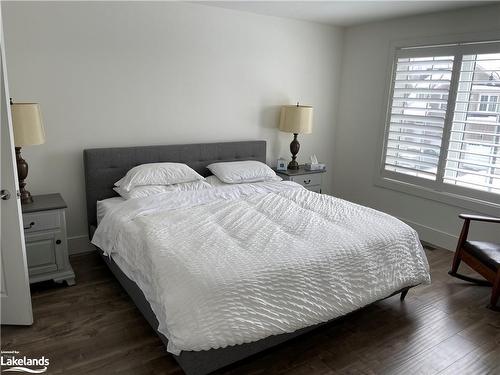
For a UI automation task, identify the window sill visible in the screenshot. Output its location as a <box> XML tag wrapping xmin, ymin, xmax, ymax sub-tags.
<box><xmin>374</xmin><ymin>176</ymin><xmax>500</xmax><ymax>217</ymax></box>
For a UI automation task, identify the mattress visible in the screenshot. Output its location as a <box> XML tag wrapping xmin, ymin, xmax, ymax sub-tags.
<box><xmin>96</xmin><ymin>197</ymin><xmax>125</xmax><ymax>224</ymax></box>
<box><xmin>92</xmin><ymin>181</ymin><xmax>431</xmax><ymax>355</ymax></box>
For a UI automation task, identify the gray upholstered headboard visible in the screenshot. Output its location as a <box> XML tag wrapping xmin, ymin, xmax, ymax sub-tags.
<box><xmin>83</xmin><ymin>140</ymin><xmax>266</xmax><ymax>233</ymax></box>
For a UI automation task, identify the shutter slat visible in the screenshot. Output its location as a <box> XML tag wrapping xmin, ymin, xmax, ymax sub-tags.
<box><xmin>454</xmin><ymin>110</ymin><xmax>500</xmax><ymax>115</ymax></box>
<box><xmin>456</xmin><ymin>100</ymin><xmax>500</xmax><ymax>105</ymax></box>
<box><xmin>444</xmin><ymin>167</ymin><xmax>500</xmax><ymax>180</ymax></box>
<box><xmin>396</xmin><ymin>60</ymin><xmax>454</xmax><ymax>68</ymax></box>
<box><xmin>448</xmin><ymin>129</ymin><xmax>500</xmax><ymax>136</ymax></box>
<box><xmin>393</xmin><ymin>97</ymin><xmax>448</xmax><ymax>104</ymax></box>
<box><xmin>389</xmin><ymin>131</ymin><xmax>443</xmax><ymax>142</ymax></box>
<box><xmin>392</xmin><ymin>106</ymin><xmax>447</xmax><ymax>115</ymax></box>
<box><xmin>456</xmin><ymin>80</ymin><xmax>500</xmax><ymax>84</ymax></box>
<box><xmin>389</xmin><ymin>122</ymin><xmax>444</xmax><ymax>131</ymax></box>
<box><xmin>391</xmin><ymin>113</ymin><xmax>445</xmax><ymax>124</ymax></box>
<box><xmin>446</xmin><ymin>148</ymin><xmax>499</xmax><ymax>158</ymax></box>
<box><xmin>387</xmin><ymin>146</ymin><xmax>440</xmax><ymax>160</ymax></box>
<box><xmin>390</xmin><ymin>122</ymin><xmax>447</xmax><ymax>131</ymax></box>
<box><xmin>394</xmin><ymin>79</ymin><xmax>451</xmax><ymax>84</ymax></box>
<box><xmin>393</xmin><ymin>88</ymin><xmax>450</xmax><ymax>95</ymax></box>
<box><xmin>387</xmin><ymin>139</ymin><xmax>442</xmax><ymax>151</ymax></box>
<box><xmin>449</xmin><ymin>139</ymin><xmax>500</xmax><ymax>148</ymax></box>
<box><xmin>447</xmin><ymin>157</ymin><xmax>500</xmax><ymax>170</ymax></box>
<box><xmin>458</xmin><ymin>69</ymin><xmax>500</xmax><ymax>73</ymax></box>
<box><xmin>395</xmin><ymin>69</ymin><xmax>452</xmax><ymax>75</ymax></box>
<box><xmin>452</xmin><ymin>120</ymin><xmax>500</xmax><ymax>127</ymax></box>
<box><xmin>385</xmin><ymin>164</ymin><xmax>436</xmax><ymax>179</ymax></box>
<box><xmin>386</xmin><ymin>155</ymin><xmax>439</xmax><ymax>168</ymax></box>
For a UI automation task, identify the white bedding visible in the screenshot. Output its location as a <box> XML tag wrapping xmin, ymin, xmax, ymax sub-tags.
<box><xmin>96</xmin><ymin>197</ymin><xmax>125</xmax><ymax>224</ymax></box>
<box><xmin>92</xmin><ymin>181</ymin><xmax>430</xmax><ymax>354</ymax></box>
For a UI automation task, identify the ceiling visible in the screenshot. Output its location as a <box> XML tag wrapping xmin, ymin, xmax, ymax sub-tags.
<box><xmin>199</xmin><ymin>1</ymin><xmax>490</xmax><ymax>27</ymax></box>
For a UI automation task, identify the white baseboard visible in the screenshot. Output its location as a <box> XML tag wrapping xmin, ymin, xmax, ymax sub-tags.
<box><xmin>68</xmin><ymin>235</ymin><xmax>95</xmax><ymax>255</ymax></box>
<box><xmin>398</xmin><ymin>217</ymin><xmax>457</xmax><ymax>252</ymax></box>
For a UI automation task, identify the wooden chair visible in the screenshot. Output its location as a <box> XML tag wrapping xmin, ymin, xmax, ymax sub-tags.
<box><xmin>449</xmin><ymin>214</ymin><xmax>500</xmax><ymax>310</ymax></box>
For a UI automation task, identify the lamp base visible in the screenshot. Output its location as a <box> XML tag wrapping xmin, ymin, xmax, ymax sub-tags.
<box><xmin>288</xmin><ymin>133</ymin><xmax>300</xmax><ymax>170</ymax></box>
<box><xmin>20</xmin><ymin>190</ymin><xmax>34</xmax><ymax>205</ymax></box>
<box><xmin>15</xmin><ymin>147</ymin><xmax>34</xmax><ymax>205</ymax></box>
<box><xmin>287</xmin><ymin>160</ymin><xmax>299</xmax><ymax>170</ymax></box>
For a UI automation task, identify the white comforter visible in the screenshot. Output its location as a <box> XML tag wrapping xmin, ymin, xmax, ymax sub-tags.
<box><xmin>92</xmin><ymin>181</ymin><xmax>430</xmax><ymax>354</ymax></box>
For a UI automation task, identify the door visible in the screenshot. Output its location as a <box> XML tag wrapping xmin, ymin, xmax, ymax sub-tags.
<box><xmin>0</xmin><ymin>7</ymin><xmax>33</xmax><ymax>325</ymax></box>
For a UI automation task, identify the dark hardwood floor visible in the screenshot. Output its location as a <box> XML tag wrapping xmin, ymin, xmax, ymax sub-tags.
<box><xmin>2</xmin><ymin>246</ymin><xmax>499</xmax><ymax>374</ymax></box>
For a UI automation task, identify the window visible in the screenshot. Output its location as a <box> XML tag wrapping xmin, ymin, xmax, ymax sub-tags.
<box><xmin>479</xmin><ymin>95</ymin><xmax>489</xmax><ymax>111</ymax></box>
<box><xmin>478</xmin><ymin>95</ymin><xmax>498</xmax><ymax>112</ymax></box>
<box><xmin>382</xmin><ymin>41</ymin><xmax>500</xmax><ymax>203</ymax></box>
<box><xmin>491</xmin><ymin>96</ymin><xmax>499</xmax><ymax>112</ymax></box>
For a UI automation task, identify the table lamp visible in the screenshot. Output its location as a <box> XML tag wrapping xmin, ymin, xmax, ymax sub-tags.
<box><xmin>10</xmin><ymin>100</ymin><xmax>46</xmax><ymax>204</ymax></box>
<box><xmin>279</xmin><ymin>103</ymin><xmax>313</xmax><ymax>170</ymax></box>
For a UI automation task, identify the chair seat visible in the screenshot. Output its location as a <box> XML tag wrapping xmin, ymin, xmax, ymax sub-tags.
<box><xmin>463</xmin><ymin>241</ymin><xmax>500</xmax><ymax>271</ymax></box>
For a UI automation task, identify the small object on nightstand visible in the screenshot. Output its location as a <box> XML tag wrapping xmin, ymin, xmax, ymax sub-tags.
<box><xmin>305</xmin><ymin>154</ymin><xmax>326</xmax><ymax>171</ymax></box>
<box><xmin>21</xmin><ymin>193</ymin><xmax>75</xmax><ymax>286</ymax></box>
<box><xmin>274</xmin><ymin>165</ymin><xmax>326</xmax><ymax>193</ymax></box>
<box><xmin>276</xmin><ymin>158</ymin><xmax>287</xmax><ymax>171</ymax></box>
<box><xmin>305</xmin><ymin>163</ymin><xmax>326</xmax><ymax>171</ymax></box>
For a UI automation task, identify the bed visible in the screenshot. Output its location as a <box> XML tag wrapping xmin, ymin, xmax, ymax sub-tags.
<box><xmin>84</xmin><ymin>140</ymin><xmax>430</xmax><ymax>375</ymax></box>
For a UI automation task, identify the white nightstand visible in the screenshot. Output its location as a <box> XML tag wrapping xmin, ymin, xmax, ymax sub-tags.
<box><xmin>274</xmin><ymin>165</ymin><xmax>326</xmax><ymax>193</ymax></box>
<box><xmin>21</xmin><ymin>193</ymin><xmax>75</xmax><ymax>286</ymax></box>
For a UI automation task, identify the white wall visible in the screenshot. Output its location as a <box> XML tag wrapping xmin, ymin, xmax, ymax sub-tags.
<box><xmin>3</xmin><ymin>2</ymin><xmax>343</xmax><ymax>252</ymax></box>
<box><xmin>335</xmin><ymin>5</ymin><xmax>500</xmax><ymax>250</ymax></box>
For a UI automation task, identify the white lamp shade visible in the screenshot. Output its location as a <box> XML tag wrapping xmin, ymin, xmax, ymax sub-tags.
<box><xmin>11</xmin><ymin>103</ymin><xmax>45</xmax><ymax>147</ymax></box>
<box><xmin>279</xmin><ymin>105</ymin><xmax>313</xmax><ymax>134</ymax></box>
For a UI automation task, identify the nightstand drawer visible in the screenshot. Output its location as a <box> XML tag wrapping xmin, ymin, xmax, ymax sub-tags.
<box><xmin>289</xmin><ymin>173</ymin><xmax>322</xmax><ymax>188</ymax></box>
<box><xmin>23</xmin><ymin>210</ymin><xmax>61</xmax><ymax>233</ymax></box>
<box><xmin>25</xmin><ymin>232</ymin><xmax>58</xmax><ymax>276</ymax></box>
<box><xmin>274</xmin><ymin>165</ymin><xmax>326</xmax><ymax>195</ymax></box>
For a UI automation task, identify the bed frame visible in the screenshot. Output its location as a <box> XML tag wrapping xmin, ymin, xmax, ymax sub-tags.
<box><xmin>84</xmin><ymin>140</ymin><xmax>411</xmax><ymax>375</ymax></box>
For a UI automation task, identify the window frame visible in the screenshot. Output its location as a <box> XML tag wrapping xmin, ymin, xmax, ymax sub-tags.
<box><xmin>375</xmin><ymin>34</ymin><xmax>500</xmax><ymax>216</ymax></box>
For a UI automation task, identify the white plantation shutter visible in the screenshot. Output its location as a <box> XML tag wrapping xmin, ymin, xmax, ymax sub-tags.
<box><xmin>384</xmin><ymin>56</ymin><xmax>454</xmax><ymax>180</ymax></box>
<box><xmin>382</xmin><ymin>41</ymin><xmax>500</xmax><ymax>200</ymax></box>
<box><xmin>444</xmin><ymin>53</ymin><xmax>500</xmax><ymax>194</ymax></box>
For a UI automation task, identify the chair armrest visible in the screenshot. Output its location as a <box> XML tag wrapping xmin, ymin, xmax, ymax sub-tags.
<box><xmin>459</xmin><ymin>214</ymin><xmax>500</xmax><ymax>224</ymax></box>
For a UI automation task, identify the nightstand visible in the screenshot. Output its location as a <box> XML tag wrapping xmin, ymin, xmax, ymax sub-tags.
<box><xmin>274</xmin><ymin>165</ymin><xmax>326</xmax><ymax>193</ymax></box>
<box><xmin>21</xmin><ymin>193</ymin><xmax>75</xmax><ymax>286</ymax></box>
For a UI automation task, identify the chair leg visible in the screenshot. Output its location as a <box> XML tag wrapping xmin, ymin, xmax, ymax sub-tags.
<box><xmin>449</xmin><ymin>249</ymin><xmax>462</xmax><ymax>275</ymax></box>
<box><xmin>449</xmin><ymin>271</ymin><xmax>492</xmax><ymax>286</ymax></box>
<box><xmin>489</xmin><ymin>272</ymin><xmax>500</xmax><ymax>311</ymax></box>
<box><xmin>449</xmin><ymin>219</ymin><xmax>470</xmax><ymax>275</ymax></box>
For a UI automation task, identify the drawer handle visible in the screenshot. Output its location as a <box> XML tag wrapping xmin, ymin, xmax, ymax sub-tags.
<box><xmin>56</xmin><ymin>240</ymin><xmax>62</xmax><ymax>245</ymax></box>
<box><xmin>303</xmin><ymin>179</ymin><xmax>311</xmax><ymax>185</ymax></box>
<box><xmin>24</xmin><ymin>221</ymin><xmax>35</xmax><ymax>230</ymax></box>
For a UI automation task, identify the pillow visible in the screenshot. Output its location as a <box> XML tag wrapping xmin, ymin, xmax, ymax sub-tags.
<box><xmin>207</xmin><ymin>160</ymin><xmax>280</xmax><ymax>184</ymax></box>
<box><xmin>114</xmin><ymin>180</ymin><xmax>212</xmax><ymax>199</ymax></box>
<box><xmin>205</xmin><ymin>174</ymin><xmax>281</xmax><ymax>187</ymax></box>
<box><xmin>115</xmin><ymin>162</ymin><xmax>204</xmax><ymax>192</ymax></box>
